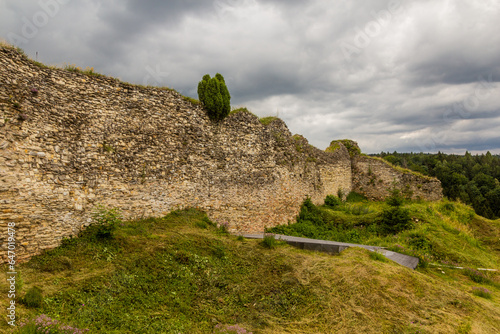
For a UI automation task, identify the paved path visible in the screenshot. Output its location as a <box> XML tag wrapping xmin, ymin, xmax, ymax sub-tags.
<box><xmin>241</xmin><ymin>233</ymin><xmax>419</xmax><ymax>270</ymax></box>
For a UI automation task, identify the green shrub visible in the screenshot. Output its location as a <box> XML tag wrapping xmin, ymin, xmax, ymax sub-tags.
<box><xmin>346</xmin><ymin>191</ymin><xmax>367</xmax><ymax>203</ymax></box>
<box><xmin>343</xmin><ymin>203</ymin><xmax>372</xmax><ymax>215</ymax></box>
<box><xmin>262</xmin><ymin>235</ymin><xmax>279</xmax><ymax>249</ymax></box>
<box><xmin>386</xmin><ymin>189</ymin><xmax>405</xmax><ymax>207</ymax></box>
<box><xmin>381</xmin><ymin>188</ymin><xmax>412</xmax><ymax>235</ymax></box>
<box><xmin>344</xmin><ymin>229</ymin><xmax>361</xmax><ymax>243</ymax></box>
<box><xmin>197</xmin><ymin>73</ymin><xmax>231</xmax><ymax>121</ymax></box>
<box><xmin>80</xmin><ymin>205</ymin><xmax>122</xmax><ymax>240</ymax></box>
<box><xmin>324</xmin><ymin>195</ymin><xmax>341</xmax><ymax>208</ymax></box>
<box><xmin>441</xmin><ymin>202</ymin><xmax>456</xmax><ymax>213</ymax></box>
<box><xmin>379</xmin><ymin>206</ymin><xmax>412</xmax><ymax>234</ymax></box>
<box><xmin>407</xmin><ymin>233</ymin><xmax>432</xmax><ymax>251</ymax></box>
<box><xmin>22</xmin><ymin>286</ymin><xmax>43</xmax><ymax>308</ymax></box>
<box><xmin>297</xmin><ymin>197</ymin><xmax>323</xmax><ymax>225</ymax></box>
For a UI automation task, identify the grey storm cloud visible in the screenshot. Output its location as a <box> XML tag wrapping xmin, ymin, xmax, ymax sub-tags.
<box><xmin>1</xmin><ymin>0</ymin><xmax>499</xmax><ymax>154</ymax></box>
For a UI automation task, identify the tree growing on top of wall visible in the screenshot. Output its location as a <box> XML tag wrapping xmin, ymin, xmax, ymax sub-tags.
<box><xmin>197</xmin><ymin>73</ymin><xmax>231</xmax><ymax>121</ymax></box>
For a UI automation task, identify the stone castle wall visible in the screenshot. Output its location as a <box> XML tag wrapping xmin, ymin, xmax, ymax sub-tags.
<box><xmin>0</xmin><ymin>47</ymin><xmax>353</xmax><ymax>262</ymax></box>
<box><xmin>0</xmin><ymin>47</ymin><xmax>441</xmax><ymax>262</ymax></box>
<box><xmin>352</xmin><ymin>155</ymin><xmax>443</xmax><ymax>201</ymax></box>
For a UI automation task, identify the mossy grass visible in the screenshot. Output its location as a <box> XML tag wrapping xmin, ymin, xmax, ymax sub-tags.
<box><xmin>62</xmin><ymin>64</ymin><xmax>108</xmax><ymax>79</ymax></box>
<box><xmin>369</xmin><ymin>250</ymin><xmax>388</xmax><ymax>262</ymax></box>
<box><xmin>259</xmin><ymin>116</ymin><xmax>279</xmax><ymax>125</ymax></box>
<box><xmin>367</xmin><ymin>155</ymin><xmax>436</xmax><ymax>181</ymax></box>
<box><xmin>182</xmin><ymin>95</ymin><xmax>201</xmax><ymax>105</ymax></box>
<box><xmin>228</xmin><ymin>108</ymin><xmax>281</xmax><ymax>126</ymax></box>
<box><xmin>326</xmin><ymin>139</ymin><xmax>361</xmax><ymax>157</ymax></box>
<box><xmin>325</xmin><ymin>141</ymin><xmax>341</xmax><ymax>153</ymax></box>
<box><xmin>228</xmin><ymin>107</ymin><xmax>257</xmax><ymax>118</ymax></box>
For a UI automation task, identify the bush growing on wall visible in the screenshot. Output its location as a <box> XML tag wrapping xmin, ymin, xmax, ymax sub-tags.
<box><xmin>197</xmin><ymin>73</ymin><xmax>231</xmax><ymax>121</ymax></box>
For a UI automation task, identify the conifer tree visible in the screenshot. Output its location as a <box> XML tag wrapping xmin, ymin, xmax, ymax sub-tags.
<box><xmin>197</xmin><ymin>73</ymin><xmax>231</xmax><ymax>121</ymax></box>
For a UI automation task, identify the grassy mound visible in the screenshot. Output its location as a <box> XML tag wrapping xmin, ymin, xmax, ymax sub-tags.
<box><xmin>267</xmin><ymin>194</ymin><xmax>500</xmax><ymax>270</ymax></box>
<box><xmin>1</xmin><ymin>207</ymin><xmax>500</xmax><ymax>333</ymax></box>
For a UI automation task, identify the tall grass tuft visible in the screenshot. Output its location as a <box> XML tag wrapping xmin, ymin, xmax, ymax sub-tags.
<box><xmin>22</xmin><ymin>286</ymin><xmax>43</xmax><ymax>308</ymax></box>
<box><xmin>262</xmin><ymin>234</ymin><xmax>279</xmax><ymax>249</ymax></box>
<box><xmin>464</xmin><ymin>268</ymin><xmax>493</xmax><ymax>285</ymax></box>
<box><xmin>471</xmin><ymin>287</ymin><xmax>492</xmax><ymax>299</ymax></box>
<box><xmin>82</xmin><ymin>205</ymin><xmax>122</xmax><ymax>240</ymax></box>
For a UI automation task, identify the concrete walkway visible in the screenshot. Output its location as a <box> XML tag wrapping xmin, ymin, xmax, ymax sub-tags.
<box><xmin>241</xmin><ymin>233</ymin><xmax>419</xmax><ymax>270</ymax></box>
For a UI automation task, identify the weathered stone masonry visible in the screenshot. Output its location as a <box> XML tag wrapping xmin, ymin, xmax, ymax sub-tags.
<box><xmin>351</xmin><ymin>155</ymin><xmax>443</xmax><ymax>201</ymax></box>
<box><xmin>0</xmin><ymin>47</ymin><xmax>442</xmax><ymax>262</ymax></box>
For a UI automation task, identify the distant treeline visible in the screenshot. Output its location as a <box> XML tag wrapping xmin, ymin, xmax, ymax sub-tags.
<box><xmin>373</xmin><ymin>151</ymin><xmax>500</xmax><ymax>219</ymax></box>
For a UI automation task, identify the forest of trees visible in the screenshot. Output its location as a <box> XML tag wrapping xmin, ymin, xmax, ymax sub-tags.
<box><xmin>374</xmin><ymin>151</ymin><xmax>500</xmax><ymax>219</ymax></box>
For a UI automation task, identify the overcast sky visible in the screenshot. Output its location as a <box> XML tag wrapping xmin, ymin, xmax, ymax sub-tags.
<box><xmin>2</xmin><ymin>0</ymin><xmax>500</xmax><ymax>154</ymax></box>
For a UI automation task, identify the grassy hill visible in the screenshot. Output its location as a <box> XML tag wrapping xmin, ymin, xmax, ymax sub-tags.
<box><xmin>267</xmin><ymin>193</ymin><xmax>500</xmax><ymax>270</ymax></box>
<box><xmin>2</xmin><ymin>199</ymin><xmax>500</xmax><ymax>333</ymax></box>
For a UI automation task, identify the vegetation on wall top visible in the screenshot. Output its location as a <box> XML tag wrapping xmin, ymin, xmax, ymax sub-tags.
<box><xmin>366</xmin><ymin>155</ymin><xmax>436</xmax><ymax>181</ymax></box>
<box><xmin>326</xmin><ymin>139</ymin><xmax>361</xmax><ymax>157</ymax></box>
<box><xmin>197</xmin><ymin>73</ymin><xmax>231</xmax><ymax>121</ymax></box>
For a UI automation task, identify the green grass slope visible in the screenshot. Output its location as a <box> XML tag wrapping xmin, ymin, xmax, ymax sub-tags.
<box><xmin>2</xmin><ymin>206</ymin><xmax>500</xmax><ymax>333</ymax></box>
<box><xmin>267</xmin><ymin>194</ymin><xmax>500</xmax><ymax>270</ymax></box>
